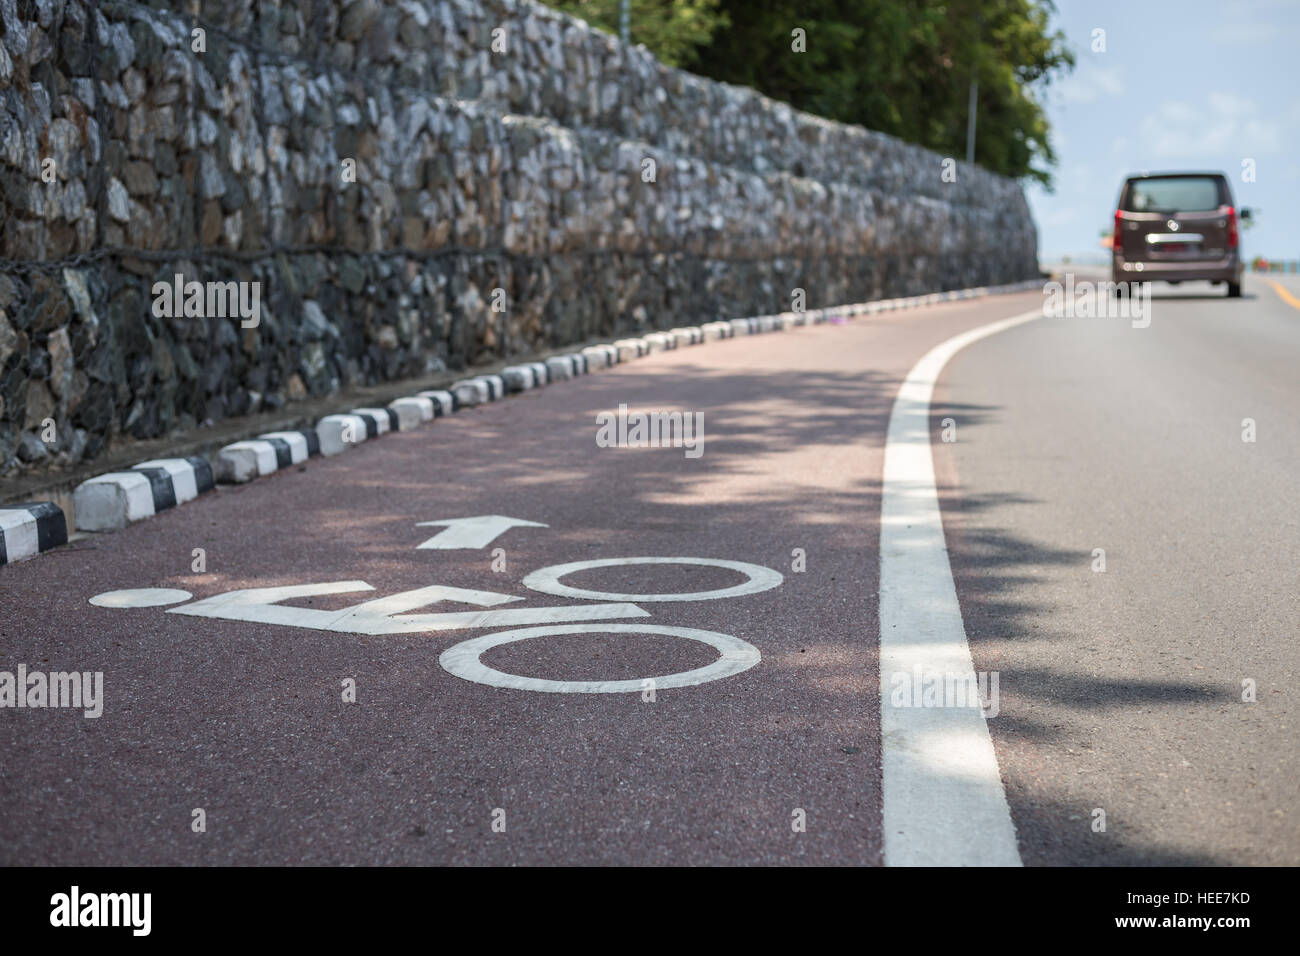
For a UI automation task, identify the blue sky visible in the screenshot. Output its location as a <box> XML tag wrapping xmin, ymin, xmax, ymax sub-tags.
<box><xmin>1025</xmin><ymin>0</ymin><xmax>1300</xmax><ymax>262</ymax></box>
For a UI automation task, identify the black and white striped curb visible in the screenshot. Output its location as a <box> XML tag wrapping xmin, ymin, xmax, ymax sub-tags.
<box><xmin>316</xmin><ymin>413</ymin><xmax>369</xmax><ymax>455</ymax></box>
<box><xmin>0</xmin><ymin>502</ymin><xmax>68</xmax><ymax>566</ymax></box>
<box><xmin>448</xmin><ymin>374</ymin><xmax>510</xmax><ymax>407</ymax></box>
<box><xmin>17</xmin><ymin>279</ymin><xmax>1041</xmax><ymax>551</ymax></box>
<box><xmin>214</xmin><ymin>430</ymin><xmax>321</xmax><ymax>483</ymax></box>
<box><xmin>417</xmin><ymin>390</ymin><xmax>455</xmax><ymax>416</ymax></box>
<box><xmin>72</xmin><ymin>457</ymin><xmax>215</xmax><ymax>531</ymax></box>
<box><xmin>388</xmin><ymin>396</ymin><xmax>435</xmax><ymax>429</ymax></box>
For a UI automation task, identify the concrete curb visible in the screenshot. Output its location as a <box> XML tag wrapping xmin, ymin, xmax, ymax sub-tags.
<box><xmin>72</xmin><ymin>456</ymin><xmax>215</xmax><ymax>531</ymax></box>
<box><xmin>0</xmin><ymin>502</ymin><xmax>68</xmax><ymax>566</ymax></box>
<box><xmin>389</xmin><ymin>396</ymin><xmax>435</xmax><ymax>427</ymax></box>
<box><xmin>257</xmin><ymin>430</ymin><xmax>320</xmax><ymax>464</ymax></box>
<box><xmin>350</xmin><ymin>408</ymin><xmax>397</xmax><ymax>437</ymax></box>
<box><xmin>449</xmin><ymin>380</ymin><xmax>490</xmax><ymax>408</ymax></box>
<box><xmin>28</xmin><ymin>278</ymin><xmax>1042</xmax><ymax>553</ymax></box>
<box><xmin>214</xmin><ymin>440</ymin><xmax>280</xmax><ymax>484</ymax></box>
<box><xmin>501</xmin><ymin>365</ymin><xmax>537</xmax><ymax>391</ymax></box>
<box><xmin>316</xmin><ymin>414</ymin><xmax>369</xmax><ymax>455</ymax></box>
<box><xmin>545</xmin><ymin>356</ymin><xmax>575</xmax><ymax>381</ymax></box>
<box><xmin>416</xmin><ymin>391</ymin><xmax>455</xmax><ymax>416</ymax></box>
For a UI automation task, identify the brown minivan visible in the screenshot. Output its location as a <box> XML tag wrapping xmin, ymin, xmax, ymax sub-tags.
<box><xmin>1112</xmin><ymin>171</ymin><xmax>1250</xmax><ymax>297</ymax></box>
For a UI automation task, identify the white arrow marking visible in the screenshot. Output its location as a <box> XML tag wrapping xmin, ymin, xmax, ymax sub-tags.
<box><xmin>414</xmin><ymin>515</ymin><xmax>548</xmax><ymax>550</ymax></box>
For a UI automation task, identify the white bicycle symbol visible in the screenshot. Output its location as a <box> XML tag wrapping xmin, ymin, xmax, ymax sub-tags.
<box><xmin>89</xmin><ymin>553</ymin><xmax>783</xmax><ymax>694</ymax></box>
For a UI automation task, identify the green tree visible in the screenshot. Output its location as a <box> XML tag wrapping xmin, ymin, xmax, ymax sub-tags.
<box><xmin>547</xmin><ymin>0</ymin><xmax>730</xmax><ymax>68</ymax></box>
<box><xmin>547</xmin><ymin>0</ymin><xmax>1073</xmax><ymax>186</ymax></box>
<box><xmin>693</xmin><ymin>0</ymin><xmax>1073</xmax><ymax>186</ymax></box>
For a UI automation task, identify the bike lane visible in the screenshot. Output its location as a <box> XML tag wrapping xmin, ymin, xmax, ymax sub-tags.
<box><xmin>0</xmin><ymin>290</ymin><xmax>1040</xmax><ymax>865</ymax></box>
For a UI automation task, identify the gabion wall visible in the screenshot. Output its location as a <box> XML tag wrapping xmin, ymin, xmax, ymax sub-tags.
<box><xmin>0</xmin><ymin>0</ymin><xmax>1039</xmax><ymax>477</ymax></box>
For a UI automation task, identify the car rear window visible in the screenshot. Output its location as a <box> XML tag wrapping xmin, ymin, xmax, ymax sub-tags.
<box><xmin>1123</xmin><ymin>176</ymin><xmax>1223</xmax><ymax>213</ymax></box>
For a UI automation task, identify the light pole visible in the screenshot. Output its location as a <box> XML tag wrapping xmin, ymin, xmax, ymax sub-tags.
<box><xmin>619</xmin><ymin>0</ymin><xmax>630</xmax><ymax>44</ymax></box>
<box><xmin>965</xmin><ymin>78</ymin><xmax>978</xmax><ymax>165</ymax></box>
<box><xmin>965</xmin><ymin>11</ymin><xmax>983</xmax><ymax>166</ymax></box>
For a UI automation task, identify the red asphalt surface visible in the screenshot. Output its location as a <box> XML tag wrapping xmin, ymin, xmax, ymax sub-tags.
<box><xmin>0</xmin><ymin>291</ymin><xmax>1040</xmax><ymax>865</ymax></box>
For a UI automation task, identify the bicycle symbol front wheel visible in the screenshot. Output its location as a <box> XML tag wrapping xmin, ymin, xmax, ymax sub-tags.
<box><xmin>438</xmin><ymin>622</ymin><xmax>761</xmax><ymax>693</ymax></box>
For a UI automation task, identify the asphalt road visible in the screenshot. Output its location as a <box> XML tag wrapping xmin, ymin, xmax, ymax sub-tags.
<box><xmin>936</xmin><ymin>269</ymin><xmax>1299</xmax><ymax>865</ymax></box>
<box><xmin>1</xmin><ymin>275</ymin><xmax>1295</xmax><ymax>865</ymax></box>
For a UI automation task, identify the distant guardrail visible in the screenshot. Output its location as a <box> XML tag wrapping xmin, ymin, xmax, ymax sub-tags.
<box><xmin>1251</xmin><ymin>259</ymin><xmax>1300</xmax><ymax>273</ymax></box>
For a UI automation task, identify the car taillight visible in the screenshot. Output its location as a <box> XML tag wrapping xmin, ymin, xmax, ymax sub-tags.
<box><xmin>1113</xmin><ymin>209</ymin><xmax>1123</xmax><ymax>249</ymax></box>
<box><xmin>1223</xmin><ymin>205</ymin><xmax>1239</xmax><ymax>248</ymax></box>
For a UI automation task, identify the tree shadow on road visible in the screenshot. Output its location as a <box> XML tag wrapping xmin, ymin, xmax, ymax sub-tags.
<box><xmin>320</xmin><ymin>354</ymin><xmax>1247</xmax><ymax>865</ymax></box>
<box><xmin>929</xmin><ymin>404</ymin><xmax>1240</xmax><ymax>866</ymax></box>
<box><xmin>88</xmin><ymin>349</ymin><xmax>1242</xmax><ymax>866</ymax></box>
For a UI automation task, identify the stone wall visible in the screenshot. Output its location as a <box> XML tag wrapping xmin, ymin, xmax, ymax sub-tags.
<box><xmin>0</xmin><ymin>0</ymin><xmax>1039</xmax><ymax>478</ymax></box>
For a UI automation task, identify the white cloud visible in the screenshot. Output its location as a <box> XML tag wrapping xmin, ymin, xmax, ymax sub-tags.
<box><xmin>1057</xmin><ymin>59</ymin><xmax>1125</xmax><ymax>105</ymax></box>
<box><xmin>1216</xmin><ymin>21</ymin><xmax>1279</xmax><ymax>45</ymax></box>
<box><xmin>1138</xmin><ymin>93</ymin><xmax>1282</xmax><ymax>158</ymax></box>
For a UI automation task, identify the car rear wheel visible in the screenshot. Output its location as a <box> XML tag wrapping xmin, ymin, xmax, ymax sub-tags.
<box><xmin>1227</xmin><ymin>282</ymin><xmax>1242</xmax><ymax>298</ymax></box>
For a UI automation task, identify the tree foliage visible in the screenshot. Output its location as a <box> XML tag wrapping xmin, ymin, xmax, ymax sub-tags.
<box><xmin>545</xmin><ymin>0</ymin><xmax>1073</xmax><ymax>187</ymax></box>
<box><xmin>547</xmin><ymin>0</ymin><xmax>730</xmax><ymax>68</ymax></box>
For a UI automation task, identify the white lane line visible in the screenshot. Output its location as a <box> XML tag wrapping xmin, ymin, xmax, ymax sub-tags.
<box><xmin>879</xmin><ymin>307</ymin><xmax>1042</xmax><ymax>867</ymax></box>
